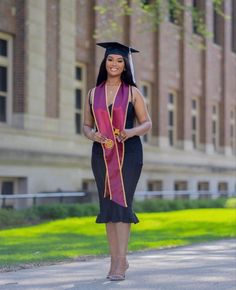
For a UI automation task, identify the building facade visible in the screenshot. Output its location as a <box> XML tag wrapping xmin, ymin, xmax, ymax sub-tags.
<box><xmin>0</xmin><ymin>0</ymin><xmax>235</xmax><ymax>208</ymax></box>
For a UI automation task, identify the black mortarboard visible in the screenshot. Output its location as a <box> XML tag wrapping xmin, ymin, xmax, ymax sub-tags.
<box><xmin>96</xmin><ymin>42</ymin><xmax>139</xmax><ymax>58</ymax></box>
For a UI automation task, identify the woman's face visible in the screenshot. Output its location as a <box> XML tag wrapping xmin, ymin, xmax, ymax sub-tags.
<box><xmin>105</xmin><ymin>54</ymin><xmax>125</xmax><ymax>77</ymax></box>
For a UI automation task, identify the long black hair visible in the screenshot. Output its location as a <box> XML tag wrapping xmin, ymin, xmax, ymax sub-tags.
<box><xmin>96</xmin><ymin>56</ymin><xmax>137</xmax><ymax>87</ymax></box>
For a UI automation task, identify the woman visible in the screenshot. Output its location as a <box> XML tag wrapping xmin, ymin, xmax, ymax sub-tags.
<box><xmin>83</xmin><ymin>42</ymin><xmax>152</xmax><ymax>281</ymax></box>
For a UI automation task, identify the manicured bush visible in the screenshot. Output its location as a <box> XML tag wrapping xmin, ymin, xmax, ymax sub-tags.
<box><xmin>0</xmin><ymin>197</ymin><xmax>231</xmax><ymax>229</ymax></box>
<box><xmin>0</xmin><ymin>209</ymin><xmax>26</xmax><ymax>229</ymax></box>
<box><xmin>66</xmin><ymin>203</ymin><xmax>99</xmax><ymax>217</ymax></box>
<box><xmin>133</xmin><ymin>197</ymin><xmax>227</xmax><ymax>213</ymax></box>
<box><xmin>22</xmin><ymin>207</ymin><xmax>41</xmax><ymax>224</ymax></box>
<box><xmin>28</xmin><ymin>203</ymin><xmax>99</xmax><ymax>220</ymax></box>
<box><xmin>34</xmin><ymin>204</ymin><xmax>69</xmax><ymax>220</ymax></box>
<box><xmin>225</xmin><ymin>198</ymin><xmax>236</xmax><ymax>208</ymax></box>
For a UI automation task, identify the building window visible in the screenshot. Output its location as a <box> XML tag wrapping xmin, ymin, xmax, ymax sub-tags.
<box><xmin>174</xmin><ymin>181</ymin><xmax>188</xmax><ymax>191</ymax></box>
<box><xmin>0</xmin><ymin>33</ymin><xmax>12</xmax><ymax>123</ymax></box>
<box><xmin>218</xmin><ymin>182</ymin><xmax>228</xmax><ymax>198</ymax></box>
<box><xmin>141</xmin><ymin>0</ymin><xmax>151</xmax><ymax>5</ymax></box>
<box><xmin>168</xmin><ymin>0</ymin><xmax>179</xmax><ymax>25</ymax></box>
<box><xmin>75</xmin><ymin>63</ymin><xmax>86</xmax><ymax>134</ymax></box>
<box><xmin>82</xmin><ymin>179</ymin><xmax>96</xmax><ymax>192</ymax></box>
<box><xmin>0</xmin><ymin>180</ymin><xmax>14</xmax><ymax>195</ymax></box>
<box><xmin>147</xmin><ymin>180</ymin><xmax>163</xmax><ymax>199</ymax></box>
<box><xmin>192</xmin><ymin>0</ymin><xmax>202</xmax><ymax>35</ymax></box>
<box><xmin>140</xmin><ymin>82</ymin><xmax>152</xmax><ymax>143</ymax></box>
<box><xmin>230</xmin><ymin>109</ymin><xmax>236</xmax><ymax>153</ymax></box>
<box><xmin>198</xmin><ymin>181</ymin><xmax>211</xmax><ymax>199</ymax></box>
<box><xmin>218</xmin><ymin>182</ymin><xmax>228</xmax><ymax>193</ymax></box>
<box><xmin>174</xmin><ymin>181</ymin><xmax>188</xmax><ymax>199</ymax></box>
<box><xmin>191</xmin><ymin>98</ymin><xmax>199</xmax><ymax>149</ymax></box>
<box><xmin>213</xmin><ymin>3</ymin><xmax>222</xmax><ymax>45</ymax></box>
<box><xmin>232</xmin><ymin>0</ymin><xmax>236</xmax><ymax>53</ymax></box>
<box><xmin>212</xmin><ymin>104</ymin><xmax>219</xmax><ymax>151</ymax></box>
<box><xmin>198</xmin><ymin>182</ymin><xmax>209</xmax><ymax>191</ymax></box>
<box><xmin>168</xmin><ymin>91</ymin><xmax>177</xmax><ymax>146</ymax></box>
<box><xmin>147</xmin><ymin>180</ymin><xmax>163</xmax><ymax>191</ymax></box>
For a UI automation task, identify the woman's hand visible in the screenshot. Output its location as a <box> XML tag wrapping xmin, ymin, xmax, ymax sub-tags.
<box><xmin>91</xmin><ymin>130</ymin><xmax>107</xmax><ymax>143</ymax></box>
<box><xmin>116</xmin><ymin>129</ymin><xmax>135</xmax><ymax>142</ymax></box>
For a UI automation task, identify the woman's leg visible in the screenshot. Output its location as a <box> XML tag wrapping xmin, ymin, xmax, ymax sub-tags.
<box><xmin>110</xmin><ymin>222</ymin><xmax>131</xmax><ymax>279</ymax></box>
<box><xmin>106</xmin><ymin>222</ymin><xmax>119</xmax><ymax>276</ymax></box>
<box><xmin>116</xmin><ymin>222</ymin><xmax>131</xmax><ymax>256</ymax></box>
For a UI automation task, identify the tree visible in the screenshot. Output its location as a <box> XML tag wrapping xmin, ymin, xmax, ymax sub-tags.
<box><xmin>94</xmin><ymin>0</ymin><xmax>228</xmax><ymax>47</ymax></box>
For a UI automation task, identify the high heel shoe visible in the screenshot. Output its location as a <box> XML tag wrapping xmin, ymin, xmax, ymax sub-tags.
<box><xmin>109</xmin><ymin>257</ymin><xmax>129</xmax><ymax>281</ymax></box>
<box><xmin>109</xmin><ymin>273</ymin><xmax>125</xmax><ymax>281</ymax></box>
<box><xmin>106</xmin><ymin>257</ymin><xmax>117</xmax><ymax>279</ymax></box>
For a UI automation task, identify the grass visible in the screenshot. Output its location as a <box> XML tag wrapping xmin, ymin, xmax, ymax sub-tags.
<box><xmin>0</xmin><ymin>208</ymin><xmax>235</xmax><ymax>269</ymax></box>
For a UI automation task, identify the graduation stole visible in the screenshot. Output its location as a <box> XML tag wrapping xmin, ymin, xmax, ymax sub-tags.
<box><xmin>92</xmin><ymin>82</ymin><xmax>129</xmax><ymax>207</ymax></box>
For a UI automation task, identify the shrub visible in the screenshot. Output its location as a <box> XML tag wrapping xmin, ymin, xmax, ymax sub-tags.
<box><xmin>67</xmin><ymin>203</ymin><xmax>99</xmax><ymax>217</ymax></box>
<box><xmin>225</xmin><ymin>198</ymin><xmax>236</xmax><ymax>208</ymax></box>
<box><xmin>22</xmin><ymin>207</ymin><xmax>41</xmax><ymax>224</ymax></box>
<box><xmin>33</xmin><ymin>204</ymin><xmax>69</xmax><ymax>220</ymax></box>
<box><xmin>0</xmin><ymin>197</ymin><xmax>230</xmax><ymax>229</ymax></box>
<box><xmin>0</xmin><ymin>209</ymin><xmax>26</xmax><ymax>229</ymax></box>
<box><xmin>133</xmin><ymin>197</ymin><xmax>227</xmax><ymax>213</ymax></box>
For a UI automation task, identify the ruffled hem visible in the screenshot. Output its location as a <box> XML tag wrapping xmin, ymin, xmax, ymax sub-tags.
<box><xmin>96</xmin><ymin>208</ymin><xmax>139</xmax><ymax>224</ymax></box>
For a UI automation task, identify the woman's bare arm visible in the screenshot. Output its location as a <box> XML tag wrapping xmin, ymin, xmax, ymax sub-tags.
<box><xmin>118</xmin><ymin>87</ymin><xmax>152</xmax><ymax>141</ymax></box>
<box><xmin>83</xmin><ymin>89</ymin><xmax>107</xmax><ymax>143</ymax></box>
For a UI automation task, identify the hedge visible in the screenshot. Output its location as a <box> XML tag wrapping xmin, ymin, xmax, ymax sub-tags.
<box><xmin>0</xmin><ymin>197</ymin><xmax>234</xmax><ymax>230</ymax></box>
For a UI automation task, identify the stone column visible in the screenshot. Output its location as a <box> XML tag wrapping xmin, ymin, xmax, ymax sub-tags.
<box><xmin>154</xmin><ymin>24</ymin><xmax>169</xmax><ymax>148</ymax></box>
<box><xmin>220</xmin><ymin>1</ymin><xmax>231</xmax><ymax>155</ymax></box>
<box><xmin>24</xmin><ymin>0</ymin><xmax>46</xmax><ymax>130</ymax></box>
<box><xmin>201</xmin><ymin>0</ymin><xmax>214</xmax><ymax>154</ymax></box>
<box><xmin>58</xmin><ymin>0</ymin><xmax>76</xmax><ymax>135</ymax></box>
<box><xmin>13</xmin><ymin>0</ymin><xmax>26</xmax><ymax>120</ymax></box>
<box><xmin>178</xmin><ymin>0</ymin><xmax>193</xmax><ymax>150</ymax></box>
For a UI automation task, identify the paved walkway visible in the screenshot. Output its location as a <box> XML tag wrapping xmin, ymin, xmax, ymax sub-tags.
<box><xmin>0</xmin><ymin>239</ymin><xmax>235</xmax><ymax>290</ymax></box>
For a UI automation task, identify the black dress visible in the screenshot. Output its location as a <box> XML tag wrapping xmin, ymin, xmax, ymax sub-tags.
<box><xmin>91</xmin><ymin>102</ymin><xmax>143</xmax><ymax>224</ymax></box>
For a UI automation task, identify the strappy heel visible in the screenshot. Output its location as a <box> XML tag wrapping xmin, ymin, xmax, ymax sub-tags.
<box><xmin>106</xmin><ymin>257</ymin><xmax>117</xmax><ymax>279</ymax></box>
<box><xmin>109</xmin><ymin>257</ymin><xmax>129</xmax><ymax>281</ymax></box>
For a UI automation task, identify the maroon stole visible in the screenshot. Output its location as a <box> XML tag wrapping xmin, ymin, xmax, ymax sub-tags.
<box><xmin>92</xmin><ymin>82</ymin><xmax>129</xmax><ymax>207</ymax></box>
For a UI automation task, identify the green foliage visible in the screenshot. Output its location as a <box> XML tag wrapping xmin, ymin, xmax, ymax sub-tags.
<box><xmin>0</xmin><ymin>209</ymin><xmax>26</xmax><ymax>229</ymax></box>
<box><xmin>0</xmin><ymin>203</ymin><xmax>100</xmax><ymax>230</ymax></box>
<box><xmin>225</xmin><ymin>198</ymin><xmax>236</xmax><ymax>208</ymax></box>
<box><xmin>34</xmin><ymin>204</ymin><xmax>69</xmax><ymax>220</ymax></box>
<box><xmin>93</xmin><ymin>0</ymin><xmax>133</xmax><ymax>39</ymax></box>
<box><xmin>133</xmin><ymin>197</ymin><xmax>227</xmax><ymax>213</ymax></box>
<box><xmin>213</xmin><ymin>0</ymin><xmax>229</xmax><ymax>18</ymax></box>
<box><xmin>66</xmin><ymin>203</ymin><xmax>99</xmax><ymax>217</ymax></box>
<box><xmin>30</xmin><ymin>203</ymin><xmax>100</xmax><ymax>220</ymax></box>
<box><xmin>94</xmin><ymin>0</ymin><xmax>226</xmax><ymax>45</ymax></box>
<box><xmin>0</xmin><ymin>209</ymin><xmax>235</xmax><ymax>269</ymax></box>
<box><xmin>94</xmin><ymin>0</ymin><xmax>132</xmax><ymax>17</ymax></box>
<box><xmin>0</xmin><ymin>198</ymin><xmax>231</xmax><ymax>230</ymax></box>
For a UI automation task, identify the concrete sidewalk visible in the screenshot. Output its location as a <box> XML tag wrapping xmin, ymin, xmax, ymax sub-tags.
<box><xmin>0</xmin><ymin>239</ymin><xmax>235</xmax><ymax>290</ymax></box>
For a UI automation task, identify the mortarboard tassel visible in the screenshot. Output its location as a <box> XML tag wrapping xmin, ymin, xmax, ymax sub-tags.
<box><xmin>128</xmin><ymin>47</ymin><xmax>136</xmax><ymax>84</ymax></box>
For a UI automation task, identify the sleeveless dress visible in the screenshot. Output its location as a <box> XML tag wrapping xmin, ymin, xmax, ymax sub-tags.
<box><xmin>91</xmin><ymin>102</ymin><xmax>143</xmax><ymax>224</ymax></box>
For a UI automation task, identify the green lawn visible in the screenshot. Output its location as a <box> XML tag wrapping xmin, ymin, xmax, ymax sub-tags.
<box><xmin>0</xmin><ymin>208</ymin><xmax>235</xmax><ymax>268</ymax></box>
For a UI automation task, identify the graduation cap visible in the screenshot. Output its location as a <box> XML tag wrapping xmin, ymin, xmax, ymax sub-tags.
<box><xmin>96</xmin><ymin>42</ymin><xmax>139</xmax><ymax>58</ymax></box>
<box><xmin>97</xmin><ymin>42</ymin><xmax>139</xmax><ymax>83</ymax></box>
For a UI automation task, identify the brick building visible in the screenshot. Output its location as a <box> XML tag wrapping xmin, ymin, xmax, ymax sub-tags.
<box><xmin>0</xmin><ymin>0</ymin><xmax>235</xmax><ymax>208</ymax></box>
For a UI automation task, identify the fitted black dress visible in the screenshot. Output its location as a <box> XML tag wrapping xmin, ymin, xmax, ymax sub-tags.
<box><xmin>91</xmin><ymin>102</ymin><xmax>143</xmax><ymax>224</ymax></box>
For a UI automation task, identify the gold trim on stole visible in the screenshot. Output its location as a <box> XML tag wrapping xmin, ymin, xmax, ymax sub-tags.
<box><xmin>92</xmin><ymin>83</ymin><xmax>129</xmax><ymax>208</ymax></box>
